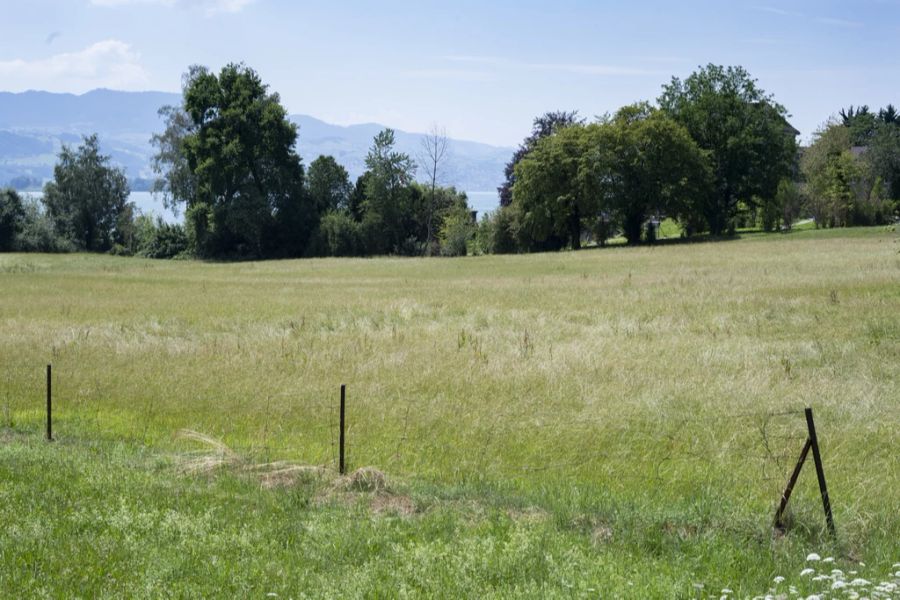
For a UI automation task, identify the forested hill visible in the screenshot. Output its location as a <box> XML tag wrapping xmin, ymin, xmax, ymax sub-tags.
<box><xmin>0</xmin><ymin>89</ymin><xmax>511</xmax><ymax>192</ymax></box>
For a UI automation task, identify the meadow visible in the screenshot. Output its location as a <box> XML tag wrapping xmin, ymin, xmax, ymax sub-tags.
<box><xmin>1</xmin><ymin>226</ymin><xmax>898</xmax><ymax>597</ymax></box>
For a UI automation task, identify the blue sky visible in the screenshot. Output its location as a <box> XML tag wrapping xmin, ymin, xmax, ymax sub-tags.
<box><xmin>1</xmin><ymin>0</ymin><xmax>898</xmax><ymax>146</ymax></box>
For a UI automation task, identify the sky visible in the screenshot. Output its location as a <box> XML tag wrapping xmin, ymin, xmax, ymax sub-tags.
<box><xmin>1</xmin><ymin>0</ymin><xmax>899</xmax><ymax>147</ymax></box>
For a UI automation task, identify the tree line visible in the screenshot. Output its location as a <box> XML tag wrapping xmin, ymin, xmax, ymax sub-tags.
<box><xmin>1</xmin><ymin>63</ymin><xmax>897</xmax><ymax>257</ymax></box>
<box><xmin>1</xmin><ymin>64</ymin><xmax>472</xmax><ymax>259</ymax></box>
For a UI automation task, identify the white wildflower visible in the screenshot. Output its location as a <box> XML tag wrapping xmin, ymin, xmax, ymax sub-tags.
<box><xmin>850</xmin><ymin>578</ymin><xmax>871</xmax><ymax>587</ymax></box>
<box><xmin>800</xmin><ymin>568</ymin><xmax>815</xmax><ymax>576</ymax></box>
<box><xmin>807</xmin><ymin>553</ymin><xmax>821</xmax><ymax>562</ymax></box>
<box><xmin>774</xmin><ymin>576</ymin><xmax>786</xmax><ymax>584</ymax></box>
<box><xmin>823</xmin><ymin>557</ymin><xmax>835</xmax><ymax>563</ymax></box>
<box><xmin>721</xmin><ymin>588</ymin><xmax>733</xmax><ymax>595</ymax></box>
<box><xmin>832</xmin><ymin>580</ymin><xmax>847</xmax><ymax>590</ymax></box>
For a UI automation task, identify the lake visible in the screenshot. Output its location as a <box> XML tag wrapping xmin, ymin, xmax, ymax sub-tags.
<box><xmin>466</xmin><ymin>190</ymin><xmax>500</xmax><ymax>218</ymax></box>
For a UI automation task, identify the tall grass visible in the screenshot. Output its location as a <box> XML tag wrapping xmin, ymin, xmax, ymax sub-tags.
<box><xmin>1</xmin><ymin>226</ymin><xmax>898</xmax><ymax>596</ymax></box>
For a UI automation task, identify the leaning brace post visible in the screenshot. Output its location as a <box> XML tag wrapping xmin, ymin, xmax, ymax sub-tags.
<box><xmin>774</xmin><ymin>438</ymin><xmax>811</xmax><ymax>530</ymax></box>
<box><xmin>339</xmin><ymin>384</ymin><xmax>346</xmax><ymax>475</ymax></box>
<box><xmin>46</xmin><ymin>364</ymin><xmax>53</xmax><ymax>441</ymax></box>
<box><xmin>805</xmin><ymin>407</ymin><xmax>836</xmax><ymax>537</ymax></box>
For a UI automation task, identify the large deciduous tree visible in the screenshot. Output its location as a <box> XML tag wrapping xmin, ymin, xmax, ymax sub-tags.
<box><xmin>42</xmin><ymin>134</ymin><xmax>131</xmax><ymax>251</ymax></box>
<box><xmin>582</xmin><ymin>104</ymin><xmax>712</xmax><ymax>245</ymax></box>
<box><xmin>513</xmin><ymin>124</ymin><xmax>590</xmax><ymax>250</ymax></box>
<box><xmin>499</xmin><ymin>110</ymin><xmax>583</xmax><ymax>208</ymax></box>
<box><xmin>157</xmin><ymin>63</ymin><xmax>315</xmax><ymax>258</ymax></box>
<box><xmin>659</xmin><ymin>64</ymin><xmax>797</xmax><ymax>235</ymax></box>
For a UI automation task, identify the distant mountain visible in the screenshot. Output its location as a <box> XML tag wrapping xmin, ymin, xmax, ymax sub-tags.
<box><xmin>0</xmin><ymin>89</ymin><xmax>511</xmax><ymax>194</ymax></box>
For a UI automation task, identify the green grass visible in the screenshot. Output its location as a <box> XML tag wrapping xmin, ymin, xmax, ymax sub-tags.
<box><xmin>1</xmin><ymin>225</ymin><xmax>899</xmax><ymax>597</ymax></box>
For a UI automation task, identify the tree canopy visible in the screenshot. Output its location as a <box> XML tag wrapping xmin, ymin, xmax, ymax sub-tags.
<box><xmin>42</xmin><ymin>134</ymin><xmax>131</xmax><ymax>252</ymax></box>
<box><xmin>157</xmin><ymin>63</ymin><xmax>315</xmax><ymax>258</ymax></box>
<box><xmin>659</xmin><ymin>64</ymin><xmax>798</xmax><ymax>234</ymax></box>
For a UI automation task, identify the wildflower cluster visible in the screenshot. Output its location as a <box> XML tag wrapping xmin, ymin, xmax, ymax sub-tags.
<box><xmin>747</xmin><ymin>554</ymin><xmax>900</xmax><ymax>600</ymax></box>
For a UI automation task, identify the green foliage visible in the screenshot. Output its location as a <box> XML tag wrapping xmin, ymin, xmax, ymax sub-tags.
<box><xmin>801</xmin><ymin>121</ymin><xmax>895</xmax><ymax>227</ymax></box>
<box><xmin>42</xmin><ymin>134</ymin><xmax>132</xmax><ymax>252</ymax></box>
<box><xmin>0</xmin><ymin>188</ymin><xmax>25</xmax><ymax>251</ymax></box>
<box><xmin>174</xmin><ymin>63</ymin><xmax>315</xmax><ymax>258</ymax></box>
<box><xmin>511</xmin><ymin>105</ymin><xmax>710</xmax><ymax>247</ymax></box>
<box><xmin>514</xmin><ymin>124</ymin><xmax>589</xmax><ymax>250</ymax></box>
<box><xmin>133</xmin><ymin>215</ymin><xmax>190</xmax><ymax>259</ymax></box>
<box><xmin>318</xmin><ymin>210</ymin><xmax>363</xmax><ymax>257</ymax></box>
<box><xmin>362</xmin><ymin>129</ymin><xmax>418</xmax><ymax>255</ymax></box>
<box><xmin>438</xmin><ymin>204</ymin><xmax>474</xmax><ymax>257</ymax></box>
<box><xmin>14</xmin><ymin>197</ymin><xmax>74</xmax><ymax>253</ymax></box>
<box><xmin>761</xmin><ymin>178</ymin><xmax>804</xmax><ymax>231</ymax></box>
<box><xmin>150</xmin><ymin>104</ymin><xmax>197</xmax><ymax>211</ymax></box>
<box><xmin>840</xmin><ymin>105</ymin><xmax>877</xmax><ymax>145</ymax></box>
<box><xmin>307</xmin><ymin>155</ymin><xmax>352</xmax><ymax>214</ymax></box>
<box><xmin>659</xmin><ymin>64</ymin><xmax>798</xmax><ymax>235</ymax></box>
<box><xmin>583</xmin><ymin>105</ymin><xmax>712</xmax><ymax>245</ymax></box>
<box><xmin>866</xmin><ymin>119</ymin><xmax>900</xmax><ymax>200</ymax></box>
<box><xmin>499</xmin><ymin>111</ymin><xmax>583</xmax><ymax>208</ymax></box>
<box><xmin>475</xmin><ymin>207</ymin><xmax>521</xmax><ymax>254</ymax></box>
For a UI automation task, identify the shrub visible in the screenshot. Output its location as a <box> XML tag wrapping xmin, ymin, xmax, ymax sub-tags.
<box><xmin>319</xmin><ymin>211</ymin><xmax>363</xmax><ymax>257</ymax></box>
<box><xmin>476</xmin><ymin>207</ymin><xmax>521</xmax><ymax>254</ymax></box>
<box><xmin>15</xmin><ymin>198</ymin><xmax>73</xmax><ymax>253</ymax></box>
<box><xmin>438</xmin><ymin>206</ymin><xmax>474</xmax><ymax>257</ymax></box>
<box><xmin>142</xmin><ymin>222</ymin><xmax>189</xmax><ymax>259</ymax></box>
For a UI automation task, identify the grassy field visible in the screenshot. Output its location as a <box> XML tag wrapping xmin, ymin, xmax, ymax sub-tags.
<box><xmin>1</xmin><ymin>226</ymin><xmax>899</xmax><ymax>597</ymax></box>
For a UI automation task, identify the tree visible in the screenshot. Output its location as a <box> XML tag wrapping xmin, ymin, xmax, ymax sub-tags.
<box><xmin>164</xmin><ymin>63</ymin><xmax>314</xmax><ymax>258</ymax></box>
<box><xmin>307</xmin><ymin>155</ymin><xmax>352</xmax><ymax>214</ymax></box>
<box><xmin>513</xmin><ymin>124</ymin><xmax>590</xmax><ymax>250</ymax></box>
<box><xmin>878</xmin><ymin>104</ymin><xmax>898</xmax><ymax>125</ymax></box>
<box><xmin>150</xmin><ymin>103</ymin><xmax>197</xmax><ymax>214</ymax></box>
<box><xmin>419</xmin><ymin>124</ymin><xmax>450</xmax><ymax>253</ymax></box>
<box><xmin>499</xmin><ymin>110</ymin><xmax>583</xmax><ymax>208</ymax></box>
<box><xmin>840</xmin><ymin>105</ymin><xmax>877</xmax><ymax>145</ymax></box>
<box><xmin>659</xmin><ymin>65</ymin><xmax>798</xmax><ymax>235</ymax></box>
<box><xmin>867</xmin><ymin>119</ymin><xmax>900</xmax><ymax>200</ymax></box>
<box><xmin>581</xmin><ymin>105</ymin><xmax>712</xmax><ymax>244</ymax></box>
<box><xmin>438</xmin><ymin>203</ymin><xmax>474</xmax><ymax>257</ymax></box>
<box><xmin>361</xmin><ymin>129</ymin><xmax>417</xmax><ymax>254</ymax></box>
<box><xmin>799</xmin><ymin>120</ymin><xmax>888</xmax><ymax>227</ymax></box>
<box><xmin>0</xmin><ymin>188</ymin><xmax>25</xmax><ymax>251</ymax></box>
<box><xmin>42</xmin><ymin>134</ymin><xmax>131</xmax><ymax>251</ymax></box>
<box><xmin>775</xmin><ymin>179</ymin><xmax>804</xmax><ymax>231</ymax></box>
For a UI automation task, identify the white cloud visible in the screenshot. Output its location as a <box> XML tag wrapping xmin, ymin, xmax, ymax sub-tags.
<box><xmin>89</xmin><ymin>0</ymin><xmax>256</xmax><ymax>16</ymax></box>
<box><xmin>0</xmin><ymin>39</ymin><xmax>149</xmax><ymax>93</ymax></box>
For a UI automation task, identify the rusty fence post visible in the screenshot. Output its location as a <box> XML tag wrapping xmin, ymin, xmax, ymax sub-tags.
<box><xmin>773</xmin><ymin>407</ymin><xmax>836</xmax><ymax>538</ymax></box>
<box><xmin>339</xmin><ymin>384</ymin><xmax>346</xmax><ymax>475</ymax></box>
<box><xmin>805</xmin><ymin>407</ymin><xmax>836</xmax><ymax>537</ymax></box>
<box><xmin>46</xmin><ymin>364</ymin><xmax>53</xmax><ymax>441</ymax></box>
